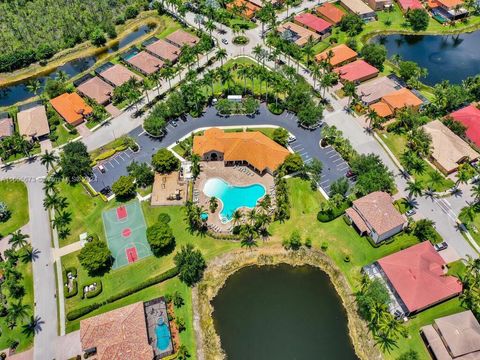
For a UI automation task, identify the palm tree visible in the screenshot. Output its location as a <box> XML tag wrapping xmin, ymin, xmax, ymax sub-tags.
<box><xmin>237</xmin><ymin>64</ymin><xmax>249</xmax><ymax>94</ymax></box>
<box><xmin>472</xmin><ymin>183</ymin><xmax>480</xmax><ymax>203</ymax></box>
<box><xmin>239</xmin><ymin>224</ymin><xmax>258</xmax><ymax>248</ymax></box>
<box><xmin>232</xmin><ymin>209</ymin><xmax>243</xmax><ymax>226</ymax></box>
<box><xmin>51</xmin><ymin>211</ymin><xmax>72</xmax><ymax>229</ymax></box>
<box><xmin>26</xmin><ymin>79</ymin><xmax>41</xmax><ymax>97</ymax></box>
<box><xmin>9</xmin><ymin>230</ymin><xmax>30</xmax><ymax>250</ymax></box>
<box><xmin>42</xmin><ymin>176</ymin><xmax>57</xmax><ymax>194</ymax></box>
<box><xmin>7</xmin><ymin>302</ymin><xmax>30</xmax><ymax>324</ymax></box>
<box><xmin>343</xmin><ymin>81</ymin><xmax>356</xmax><ymax>108</ymax></box>
<box><xmin>303</xmin><ymin>38</ymin><xmax>315</xmax><ymax>65</ymax></box>
<box><xmin>56</xmin><ymin>70</ymin><xmax>68</xmax><ymax>83</ymax></box>
<box><xmin>141</xmin><ymin>81</ymin><xmax>150</xmax><ymax>103</ymax></box>
<box><xmin>40</xmin><ymin>150</ymin><xmax>58</xmax><ymax>171</ymax></box>
<box><xmin>216</xmin><ymin>48</ymin><xmax>227</xmax><ymax>66</ymax></box>
<box><xmin>149</xmin><ymin>72</ymin><xmax>161</xmax><ymax>96</ymax></box>
<box><xmin>427</xmin><ymin>171</ymin><xmax>443</xmax><ymax>193</ymax></box>
<box><xmin>191</xmin><ymin>153</ymin><xmax>201</xmax><ymax>179</ymax></box>
<box><xmin>366</xmin><ymin>108</ymin><xmax>380</xmax><ymax>133</ymax></box>
<box><xmin>284</xmin><ymin>0</ymin><xmax>295</xmax><ymax>17</ymax></box>
<box><xmin>405</xmin><ymin>179</ymin><xmax>423</xmax><ymax>201</ymax></box>
<box><xmin>209</xmin><ymin>197</ymin><xmax>218</xmax><ymax>213</ymax></box>
<box><xmin>252</xmin><ymin>44</ymin><xmax>264</xmax><ymax>64</ymax></box>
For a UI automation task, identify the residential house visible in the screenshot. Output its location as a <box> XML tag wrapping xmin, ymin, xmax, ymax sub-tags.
<box><xmin>146</xmin><ymin>39</ymin><xmax>182</xmax><ymax>63</ymax></box>
<box><xmin>340</xmin><ymin>0</ymin><xmax>377</xmax><ymax>20</ymax></box>
<box><xmin>17</xmin><ymin>105</ymin><xmax>50</xmax><ymax>140</ymax></box>
<box><xmin>356</xmin><ymin>76</ymin><xmax>403</xmax><ymax>105</ymax></box>
<box><xmin>334</xmin><ymin>59</ymin><xmax>379</xmax><ymax>83</ymax></box>
<box><xmin>0</xmin><ymin>115</ymin><xmax>14</xmax><ymax>139</ymax></box>
<box><xmin>294</xmin><ymin>13</ymin><xmax>332</xmax><ymax>38</ymax></box>
<box><xmin>50</xmin><ymin>93</ymin><xmax>93</xmax><ymax>127</ymax></box>
<box><xmin>226</xmin><ymin>0</ymin><xmax>260</xmax><ymax>19</ymax></box>
<box><xmin>420</xmin><ymin>310</ymin><xmax>480</xmax><ymax>360</ymax></box>
<box><xmin>396</xmin><ymin>0</ymin><xmax>424</xmax><ymax>12</ymax></box>
<box><xmin>422</xmin><ymin>119</ymin><xmax>480</xmax><ymax>174</ymax></box>
<box><xmin>431</xmin><ymin>0</ymin><xmax>469</xmax><ymax>21</ymax></box>
<box><xmin>366</xmin><ymin>0</ymin><xmax>393</xmax><ymax>10</ymax></box>
<box><xmin>363</xmin><ymin>242</ymin><xmax>462</xmax><ymax>316</ymax></box>
<box><xmin>76</xmin><ymin>76</ymin><xmax>114</xmax><ymax>105</ymax></box>
<box><xmin>345</xmin><ymin>191</ymin><xmax>406</xmax><ymax>243</ymax></box>
<box><xmin>315</xmin><ymin>44</ymin><xmax>358</xmax><ymax>67</ymax></box>
<box><xmin>193</xmin><ymin>128</ymin><xmax>290</xmax><ymax>175</ymax></box>
<box><xmin>369</xmin><ymin>88</ymin><xmax>423</xmax><ymax>118</ymax></box>
<box><xmin>126</xmin><ymin>51</ymin><xmax>164</xmax><ymax>75</ymax></box>
<box><xmin>277</xmin><ymin>21</ymin><xmax>321</xmax><ymax>46</ymax></box>
<box><xmin>98</xmin><ymin>64</ymin><xmax>142</xmax><ymax>88</ymax></box>
<box><xmin>165</xmin><ymin>29</ymin><xmax>200</xmax><ymax>48</ymax></box>
<box><xmin>316</xmin><ymin>3</ymin><xmax>346</xmax><ymax>25</ymax></box>
<box><xmin>449</xmin><ymin>104</ymin><xmax>480</xmax><ymax>148</ymax></box>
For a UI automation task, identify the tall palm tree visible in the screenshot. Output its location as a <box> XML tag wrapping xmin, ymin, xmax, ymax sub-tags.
<box><xmin>56</xmin><ymin>70</ymin><xmax>69</xmax><ymax>83</ymax></box>
<box><xmin>40</xmin><ymin>150</ymin><xmax>58</xmax><ymax>171</ymax></box>
<box><xmin>232</xmin><ymin>209</ymin><xmax>243</xmax><ymax>226</ymax></box>
<box><xmin>51</xmin><ymin>211</ymin><xmax>72</xmax><ymax>229</ymax></box>
<box><xmin>8</xmin><ymin>230</ymin><xmax>30</xmax><ymax>250</ymax></box>
<box><xmin>7</xmin><ymin>302</ymin><xmax>30</xmax><ymax>324</ymax></box>
<box><xmin>252</xmin><ymin>44</ymin><xmax>264</xmax><ymax>64</ymax></box>
<box><xmin>42</xmin><ymin>177</ymin><xmax>57</xmax><ymax>194</ymax></box>
<box><xmin>405</xmin><ymin>179</ymin><xmax>423</xmax><ymax>201</ymax></box>
<box><xmin>141</xmin><ymin>81</ymin><xmax>150</xmax><ymax>103</ymax></box>
<box><xmin>343</xmin><ymin>81</ymin><xmax>356</xmax><ymax>108</ymax></box>
<box><xmin>216</xmin><ymin>48</ymin><xmax>227</xmax><ymax>66</ymax></box>
<box><xmin>237</xmin><ymin>64</ymin><xmax>249</xmax><ymax>94</ymax></box>
<box><xmin>149</xmin><ymin>72</ymin><xmax>161</xmax><ymax>96</ymax></box>
<box><xmin>471</xmin><ymin>183</ymin><xmax>480</xmax><ymax>203</ymax></box>
<box><xmin>26</xmin><ymin>79</ymin><xmax>41</xmax><ymax>98</ymax></box>
<box><xmin>366</xmin><ymin>108</ymin><xmax>380</xmax><ymax>133</ymax></box>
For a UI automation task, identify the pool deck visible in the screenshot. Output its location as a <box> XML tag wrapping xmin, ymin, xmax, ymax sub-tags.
<box><xmin>144</xmin><ymin>297</ymin><xmax>174</xmax><ymax>359</ymax></box>
<box><xmin>194</xmin><ymin>161</ymin><xmax>274</xmax><ymax>232</ymax></box>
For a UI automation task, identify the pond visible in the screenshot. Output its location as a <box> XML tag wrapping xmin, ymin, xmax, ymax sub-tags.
<box><xmin>212</xmin><ymin>264</ymin><xmax>358</xmax><ymax>360</ymax></box>
<box><xmin>373</xmin><ymin>30</ymin><xmax>480</xmax><ymax>86</ymax></box>
<box><xmin>0</xmin><ymin>24</ymin><xmax>152</xmax><ymax>108</ymax></box>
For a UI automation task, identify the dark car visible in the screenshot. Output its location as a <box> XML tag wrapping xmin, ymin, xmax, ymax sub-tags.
<box><xmin>434</xmin><ymin>242</ymin><xmax>448</xmax><ymax>251</ymax></box>
<box><xmin>346</xmin><ymin>170</ymin><xmax>355</xmax><ymax>178</ymax></box>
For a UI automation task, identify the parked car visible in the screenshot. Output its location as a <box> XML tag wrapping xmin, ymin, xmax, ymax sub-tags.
<box><xmin>171</xmin><ymin>120</ymin><xmax>178</xmax><ymax>127</ymax></box>
<box><xmin>434</xmin><ymin>242</ymin><xmax>448</xmax><ymax>251</ymax></box>
<box><xmin>288</xmin><ymin>135</ymin><xmax>296</xmax><ymax>143</ymax></box>
<box><xmin>222</xmin><ymin>38</ymin><xmax>228</xmax><ymax>45</ymax></box>
<box><xmin>98</xmin><ymin>164</ymin><xmax>106</xmax><ymax>173</ymax></box>
<box><xmin>346</xmin><ymin>170</ymin><xmax>355</xmax><ymax>178</ymax></box>
<box><xmin>405</xmin><ymin>209</ymin><xmax>416</xmax><ymax>217</ymax></box>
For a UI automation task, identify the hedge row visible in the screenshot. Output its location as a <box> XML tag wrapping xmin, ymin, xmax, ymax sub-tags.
<box><xmin>317</xmin><ymin>202</ymin><xmax>350</xmax><ymax>222</ymax></box>
<box><xmin>66</xmin><ymin>267</ymin><xmax>179</xmax><ymax>321</ymax></box>
<box><xmin>64</xmin><ymin>281</ymin><xmax>78</xmax><ymax>299</ymax></box>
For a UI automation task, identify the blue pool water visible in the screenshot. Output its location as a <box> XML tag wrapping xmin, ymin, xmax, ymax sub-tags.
<box><xmin>155</xmin><ymin>320</ymin><xmax>171</xmax><ymax>351</ymax></box>
<box><xmin>203</xmin><ymin>178</ymin><xmax>266</xmax><ymax>222</ymax></box>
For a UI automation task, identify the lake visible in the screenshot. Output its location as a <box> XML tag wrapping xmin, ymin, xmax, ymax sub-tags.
<box><xmin>0</xmin><ymin>24</ymin><xmax>152</xmax><ymax>107</ymax></box>
<box><xmin>212</xmin><ymin>264</ymin><xmax>358</xmax><ymax>360</ymax></box>
<box><xmin>373</xmin><ymin>30</ymin><xmax>480</xmax><ymax>86</ymax></box>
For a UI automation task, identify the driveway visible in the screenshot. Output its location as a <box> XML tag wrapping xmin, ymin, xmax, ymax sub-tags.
<box><xmin>89</xmin><ymin>105</ymin><xmax>350</xmax><ymax>196</ymax></box>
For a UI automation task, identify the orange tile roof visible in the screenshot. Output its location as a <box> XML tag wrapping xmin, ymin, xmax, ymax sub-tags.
<box><xmin>370</xmin><ymin>101</ymin><xmax>393</xmax><ymax>118</ymax></box>
<box><xmin>193</xmin><ymin>128</ymin><xmax>290</xmax><ymax>172</ymax></box>
<box><xmin>315</xmin><ymin>44</ymin><xmax>358</xmax><ymax>67</ymax></box>
<box><xmin>50</xmin><ymin>93</ymin><xmax>93</xmax><ymax>126</ymax></box>
<box><xmin>435</xmin><ymin>0</ymin><xmax>463</xmax><ymax>7</ymax></box>
<box><xmin>316</xmin><ymin>3</ymin><xmax>346</xmax><ymax>24</ymax></box>
<box><xmin>227</xmin><ymin>0</ymin><xmax>260</xmax><ymax>18</ymax></box>
<box><xmin>382</xmin><ymin>88</ymin><xmax>423</xmax><ymax>110</ymax></box>
<box><xmin>80</xmin><ymin>302</ymin><xmax>153</xmax><ymax>360</ymax></box>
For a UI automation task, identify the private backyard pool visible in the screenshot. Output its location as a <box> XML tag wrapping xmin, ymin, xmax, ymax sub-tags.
<box><xmin>203</xmin><ymin>177</ymin><xmax>266</xmax><ymax>222</ymax></box>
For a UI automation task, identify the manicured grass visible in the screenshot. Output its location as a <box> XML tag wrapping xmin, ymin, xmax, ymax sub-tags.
<box><xmin>393</xmin><ymin>198</ymin><xmax>412</xmax><ymax>214</ymax></box>
<box><xmin>53</xmin><ymin>125</ymin><xmax>78</xmax><ymax>147</ymax></box>
<box><xmin>0</xmin><ymin>180</ymin><xmax>29</xmax><ymax>238</ymax></box>
<box><xmin>446</xmin><ymin>259</ymin><xmax>467</xmax><ymax>278</ymax></box>
<box><xmin>0</xmin><ymin>252</ymin><xmax>35</xmax><ymax>352</ymax></box>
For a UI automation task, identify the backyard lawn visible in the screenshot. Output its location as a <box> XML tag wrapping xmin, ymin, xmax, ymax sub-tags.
<box><xmin>0</xmin><ymin>180</ymin><xmax>29</xmax><ymax>238</ymax></box>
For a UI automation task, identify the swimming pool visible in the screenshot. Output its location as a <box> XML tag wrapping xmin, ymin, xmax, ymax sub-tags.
<box><xmin>203</xmin><ymin>178</ymin><xmax>266</xmax><ymax>222</ymax></box>
<box><xmin>155</xmin><ymin>319</ymin><xmax>172</xmax><ymax>351</ymax></box>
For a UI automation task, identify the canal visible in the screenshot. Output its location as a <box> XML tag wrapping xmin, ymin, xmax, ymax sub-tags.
<box><xmin>374</xmin><ymin>30</ymin><xmax>480</xmax><ymax>86</ymax></box>
<box><xmin>0</xmin><ymin>24</ymin><xmax>153</xmax><ymax>108</ymax></box>
<box><xmin>212</xmin><ymin>264</ymin><xmax>358</xmax><ymax>360</ymax></box>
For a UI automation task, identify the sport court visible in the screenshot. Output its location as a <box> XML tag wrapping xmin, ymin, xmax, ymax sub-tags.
<box><xmin>102</xmin><ymin>200</ymin><xmax>152</xmax><ymax>269</ymax></box>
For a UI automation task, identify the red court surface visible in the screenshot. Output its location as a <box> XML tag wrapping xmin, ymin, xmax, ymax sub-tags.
<box><xmin>116</xmin><ymin>205</ymin><xmax>127</xmax><ymax>220</ymax></box>
<box><xmin>122</xmin><ymin>228</ymin><xmax>132</xmax><ymax>238</ymax></box>
<box><xmin>126</xmin><ymin>247</ymin><xmax>138</xmax><ymax>263</ymax></box>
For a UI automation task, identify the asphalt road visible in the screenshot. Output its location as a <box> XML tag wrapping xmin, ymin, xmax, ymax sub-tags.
<box><xmin>89</xmin><ymin>104</ymin><xmax>350</xmax><ymax>196</ymax></box>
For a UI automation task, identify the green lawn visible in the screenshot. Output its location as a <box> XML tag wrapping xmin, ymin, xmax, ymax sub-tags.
<box><xmin>0</xmin><ymin>180</ymin><xmax>29</xmax><ymax>238</ymax></box>
<box><xmin>0</xmin><ymin>250</ymin><xmax>35</xmax><ymax>352</ymax></box>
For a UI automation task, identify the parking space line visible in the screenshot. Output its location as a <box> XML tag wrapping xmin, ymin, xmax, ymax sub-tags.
<box><xmin>113</xmin><ymin>158</ymin><xmax>120</xmax><ymax>164</ymax></box>
<box><xmin>117</xmin><ymin>154</ymin><xmax>125</xmax><ymax>161</ymax></box>
<box><xmin>124</xmin><ymin>152</ymin><xmax>131</xmax><ymax>158</ymax></box>
<box><xmin>108</xmin><ymin>162</ymin><xmax>115</xmax><ymax>168</ymax></box>
<box><xmin>333</xmin><ymin>158</ymin><xmax>343</xmax><ymax>163</ymax></box>
<box><xmin>329</xmin><ymin>154</ymin><xmax>337</xmax><ymax>159</ymax></box>
<box><xmin>138</xmin><ymin>130</ymin><xmax>146</xmax><ymax>137</ymax></box>
<box><xmin>320</xmin><ymin>179</ymin><xmax>329</xmax><ymax>185</ymax></box>
<box><xmin>326</xmin><ymin>149</ymin><xmax>335</xmax><ymax>154</ymax></box>
<box><xmin>300</xmin><ymin>152</ymin><xmax>308</xmax><ymax>156</ymax></box>
<box><xmin>337</xmin><ymin>165</ymin><xmax>349</xmax><ymax>171</ymax></box>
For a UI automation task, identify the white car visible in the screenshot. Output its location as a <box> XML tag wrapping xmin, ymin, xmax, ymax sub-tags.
<box><xmin>288</xmin><ymin>135</ymin><xmax>296</xmax><ymax>143</ymax></box>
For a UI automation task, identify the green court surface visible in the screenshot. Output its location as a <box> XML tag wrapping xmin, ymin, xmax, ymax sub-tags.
<box><xmin>102</xmin><ymin>200</ymin><xmax>152</xmax><ymax>269</ymax></box>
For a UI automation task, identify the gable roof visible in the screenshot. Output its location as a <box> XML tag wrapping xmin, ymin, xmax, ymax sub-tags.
<box><xmin>277</xmin><ymin>21</ymin><xmax>321</xmax><ymax>46</ymax></box>
<box><xmin>146</xmin><ymin>39</ymin><xmax>181</xmax><ymax>62</ymax></box>
<box><xmin>449</xmin><ymin>104</ymin><xmax>480</xmax><ymax>147</ymax></box>
<box><xmin>193</xmin><ymin>128</ymin><xmax>290</xmax><ymax>172</ymax></box>
<box><xmin>315</xmin><ymin>44</ymin><xmax>358</xmax><ymax>67</ymax></box>
<box><xmin>356</xmin><ymin>76</ymin><xmax>401</xmax><ymax>104</ymax></box>
<box><xmin>294</xmin><ymin>13</ymin><xmax>332</xmax><ymax>33</ymax></box>
<box><xmin>316</xmin><ymin>3</ymin><xmax>346</xmax><ymax>24</ymax></box>
<box><xmin>370</xmin><ymin>101</ymin><xmax>394</xmax><ymax>118</ymax></box>
<box><xmin>0</xmin><ymin>117</ymin><xmax>14</xmax><ymax>138</ymax></box>
<box><xmin>435</xmin><ymin>0</ymin><xmax>463</xmax><ymax>8</ymax></box>
<box><xmin>382</xmin><ymin>88</ymin><xmax>423</xmax><ymax>110</ymax></box>
<box><xmin>50</xmin><ymin>93</ymin><xmax>93</xmax><ymax>125</ymax></box>
<box><xmin>80</xmin><ymin>302</ymin><xmax>153</xmax><ymax>360</ymax></box>
<box><xmin>76</xmin><ymin>76</ymin><xmax>114</xmax><ymax>105</ymax></box>
<box><xmin>378</xmin><ymin>242</ymin><xmax>462</xmax><ymax>313</ymax></box>
<box><xmin>397</xmin><ymin>0</ymin><xmax>424</xmax><ymax>10</ymax></box>
<box><xmin>422</xmin><ymin>120</ymin><xmax>479</xmax><ymax>173</ymax></box>
<box><xmin>334</xmin><ymin>59</ymin><xmax>379</xmax><ymax>82</ymax></box>
<box><xmin>166</xmin><ymin>29</ymin><xmax>200</xmax><ymax>48</ymax></box>
<box><xmin>340</xmin><ymin>0</ymin><xmax>376</xmax><ymax>15</ymax></box>
<box><xmin>351</xmin><ymin>191</ymin><xmax>406</xmax><ymax>236</ymax></box>
<box><xmin>126</xmin><ymin>51</ymin><xmax>164</xmax><ymax>75</ymax></box>
<box><xmin>17</xmin><ymin>105</ymin><xmax>50</xmax><ymax>139</ymax></box>
<box><xmin>99</xmin><ymin>64</ymin><xmax>142</xmax><ymax>87</ymax></box>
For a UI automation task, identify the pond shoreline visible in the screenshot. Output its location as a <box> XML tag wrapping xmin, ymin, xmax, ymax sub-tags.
<box><xmin>192</xmin><ymin>246</ymin><xmax>382</xmax><ymax>360</ymax></box>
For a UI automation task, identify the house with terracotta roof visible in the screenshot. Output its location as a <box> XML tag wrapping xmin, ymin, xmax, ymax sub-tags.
<box><xmin>98</xmin><ymin>64</ymin><xmax>142</xmax><ymax>88</ymax></box>
<box><xmin>193</xmin><ymin>128</ymin><xmax>290</xmax><ymax>174</ymax></box>
<box><xmin>367</xmin><ymin>242</ymin><xmax>462</xmax><ymax>315</ymax></box>
<box><xmin>50</xmin><ymin>93</ymin><xmax>93</xmax><ymax>127</ymax></box>
<box><xmin>316</xmin><ymin>3</ymin><xmax>346</xmax><ymax>25</ymax></box>
<box><xmin>449</xmin><ymin>104</ymin><xmax>480</xmax><ymax>148</ymax></box>
<box><xmin>369</xmin><ymin>88</ymin><xmax>423</xmax><ymax>118</ymax></box>
<box><xmin>422</xmin><ymin>120</ymin><xmax>479</xmax><ymax>174</ymax></box>
<box><xmin>430</xmin><ymin>0</ymin><xmax>468</xmax><ymax>20</ymax></box>
<box><xmin>76</xmin><ymin>76</ymin><xmax>114</xmax><ymax>105</ymax></box>
<box><xmin>165</xmin><ymin>29</ymin><xmax>200</xmax><ymax>48</ymax></box>
<box><xmin>277</xmin><ymin>21</ymin><xmax>321</xmax><ymax>46</ymax></box>
<box><xmin>227</xmin><ymin>0</ymin><xmax>260</xmax><ymax>19</ymax></box>
<box><xmin>294</xmin><ymin>13</ymin><xmax>332</xmax><ymax>38</ymax></box>
<box><xmin>126</xmin><ymin>50</ymin><xmax>164</xmax><ymax>75</ymax></box>
<box><xmin>356</xmin><ymin>76</ymin><xmax>403</xmax><ymax>105</ymax></box>
<box><xmin>420</xmin><ymin>310</ymin><xmax>480</xmax><ymax>360</ymax></box>
<box><xmin>345</xmin><ymin>191</ymin><xmax>406</xmax><ymax>243</ymax></box>
<box><xmin>334</xmin><ymin>59</ymin><xmax>379</xmax><ymax>83</ymax></box>
<box><xmin>315</xmin><ymin>44</ymin><xmax>358</xmax><ymax>67</ymax></box>
<box><xmin>146</xmin><ymin>39</ymin><xmax>182</xmax><ymax>63</ymax></box>
<box><xmin>340</xmin><ymin>0</ymin><xmax>376</xmax><ymax>20</ymax></box>
<box><xmin>0</xmin><ymin>115</ymin><xmax>14</xmax><ymax>139</ymax></box>
<box><xmin>396</xmin><ymin>0</ymin><xmax>423</xmax><ymax>12</ymax></box>
<box><xmin>17</xmin><ymin>105</ymin><xmax>50</xmax><ymax>140</ymax></box>
<box><xmin>80</xmin><ymin>301</ymin><xmax>154</xmax><ymax>360</ymax></box>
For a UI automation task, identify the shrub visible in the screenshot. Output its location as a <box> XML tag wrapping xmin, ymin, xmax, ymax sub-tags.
<box><xmin>321</xmin><ymin>242</ymin><xmax>328</xmax><ymax>251</ymax></box>
<box><xmin>157</xmin><ymin>213</ymin><xmax>171</xmax><ymax>224</ymax></box>
<box><xmin>317</xmin><ymin>201</ymin><xmax>350</xmax><ymax>222</ymax></box>
<box><xmin>146</xmin><ymin>221</ymin><xmax>176</xmax><ymax>256</ymax></box>
<box><xmin>173</xmin><ymin>291</ymin><xmax>184</xmax><ymax>307</ymax></box>
<box><xmin>343</xmin><ymin>255</ymin><xmax>351</xmax><ymax>262</ymax></box>
<box><xmin>66</xmin><ymin>303</ymin><xmax>102</xmax><ymax>321</ymax></box>
<box><xmin>64</xmin><ymin>280</ymin><xmax>78</xmax><ymax>299</ymax></box>
<box><xmin>83</xmin><ymin>280</ymin><xmax>103</xmax><ymax>299</ymax></box>
<box><xmin>151</xmin><ymin>148</ymin><xmax>180</xmax><ymax>174</ymax></box>
<box><xmin>304</xmin><ymin>237</ymin><xmax>312</xmax><ymax>248</ymax></box>
<box><xmin>176</xmin><ymin>316</ymin><xmax>186</xmax><ymax>332</ymax></box>
<box><xmin>112</xmin><ymin>175</ymin><xmax>136</xmax><ymax>199</ymax></box>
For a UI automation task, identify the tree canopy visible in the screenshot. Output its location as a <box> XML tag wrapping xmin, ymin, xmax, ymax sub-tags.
<box><xmin>174</xmin><ymin>244</ymin><xmax>206</xmax><ymax>286</ymax></box>
<box><xmin>407</xmin><ymin>9</ymin><xmax>429</xmax><ymax>31</ymax></box>
<box><xmin>350</xmin><ymin>154</ymin><xmax>395</xmax><ymax>196</ymax></box>
<box><xmin>360</xmin><ymin>43</ymin><xmax>387</xmax><ymax>71</ymax></box>
<box><xmin>151</xmin><ymin>149</ymin><xmax>180</xmax><ymax>174</ymax></box>
<box><xmin>59</xmin><ymin>141</ymin><xmax>92</xmax><ymax>183</ymax></box>
<box><xmin>146</xmin><ymin>221</ymin><xmax>175</xmax><ymax>256</ymax></box>
<box><xmin>111</xmin><ymin>175</ymin><xmax>136</xmax><ymax>199</ymax></box>
<box><xmin>78</xmin><ymin>240</ymin><xmax>113</xmax><ymax>276</ymax></box>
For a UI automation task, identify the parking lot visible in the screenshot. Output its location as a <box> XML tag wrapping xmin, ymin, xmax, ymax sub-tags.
<box><xmin>89</xmin><ymin>148</ymin><xmax>135</xmax><ymax>193</ymax></box>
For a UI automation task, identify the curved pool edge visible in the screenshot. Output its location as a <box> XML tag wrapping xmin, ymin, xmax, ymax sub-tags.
<box><xmin>191</xmin><ymin>247</ymin><xmax>382</xmax><ymax>360</ymax></box>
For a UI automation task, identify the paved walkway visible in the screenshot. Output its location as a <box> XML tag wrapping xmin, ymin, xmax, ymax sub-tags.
<box><xmin>52</xmin><ymin>241</ymin><xmax>83</xmax><ymax>261</ymax></box>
